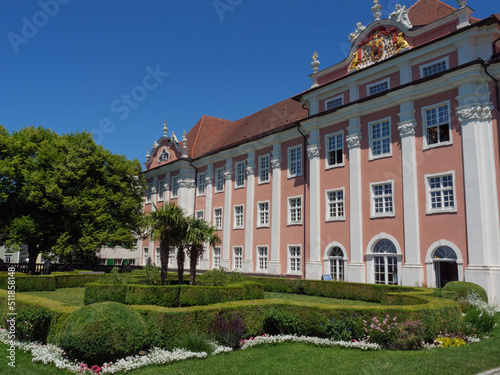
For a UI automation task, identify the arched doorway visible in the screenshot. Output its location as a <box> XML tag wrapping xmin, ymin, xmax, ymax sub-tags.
<box><xmin>328</xmin><ymin>246</ymin><xmax>345</xmax><ymax>281</ymax></box>
<box><xmin>433</xmin><ymin>246</ymin><xmax>458</xmax><ymax>287</ymax></box>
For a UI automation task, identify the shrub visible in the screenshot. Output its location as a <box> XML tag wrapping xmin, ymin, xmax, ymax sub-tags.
<box><xmin>58</xmin><ymin>302</ymin><xmax>147</xmax><ymax>365</ymax></box>
<box><xmin>197</xmin><ymin>268</ymin><xmax>230</xmax><ymax>286</ymax></box>
<box><xmin>442</xmin><ymin>281</ymin><xmax>488</xmax><ymax>306</ymax></box>
<box><xmin>15</xmin><ymin>305</ymin><xmax>52</xmax><ymax>343</ymax></box>
<box><xmin>84</xmin><ymin>283</ymin><xmax>128</xmax><ymax>305</ymax></box>
<box><xmin>178</xmin><ymin>331</ymin><xmax>214</xmax><ymax>355</ymax></box>
<box><xmin>263</xmin><ymin>308</ymin><xmax>306</xmax><ymax>336</ymax></box>
<box><xmin>210</xmin><ymin>311</ymin><xmax>246</xmax><ymax>349</ymax></box>
<box><xmin>391</xmin><ymin>319</ymin><xmax>425</xmax><ymax>350</ymax></box>
<box><xmin>462</xmin><ymin>291</ymin><xmax>496</xmax><ymax>334</ymax></box>
<box><xmin>316</xmin><ymin>315</ymin><xmax>357</xmax><ymax>341</ymax></box>
<box><xmin>362</xmin><ymin>315</ymin><xmax>398</xmax><ymax>349</ymax></box>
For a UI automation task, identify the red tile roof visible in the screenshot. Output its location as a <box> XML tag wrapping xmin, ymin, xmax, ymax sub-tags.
<box><xmin>186</xmin><ymin>98</ymin><xmax>308</xmax><ymax>160</ymax></box>
<box><xmin>408</xmin><ymin>0</ymin><xmax>481</xmax><ymax>26</ymax></box>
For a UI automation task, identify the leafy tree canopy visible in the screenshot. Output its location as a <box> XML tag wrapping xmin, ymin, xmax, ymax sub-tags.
<box><xmin>0</xmin><ymin>125</ymin><xmax>145</xmax><ymax>271</ymax></box>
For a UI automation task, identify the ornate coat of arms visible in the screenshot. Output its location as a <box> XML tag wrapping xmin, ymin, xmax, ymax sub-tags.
<box><xmin>349</xmin><ymin>27</ymin><xmax>410</xmax><ymax>72</ymax></box>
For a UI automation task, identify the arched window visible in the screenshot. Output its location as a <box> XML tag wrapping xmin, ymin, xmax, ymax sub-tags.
<box><xmin>328</xmin><ymin>246</ymin><xmax>344</xmax><ymax>281</ymax></box>
<box><xmin>373</xmin><ymin>239</ymin><xmax>398</xmax><ymax>285</ymax></box>
<box><xmin>158</xmin><ymin>148</ymin><xmax>169</xmax><ymax>163</ymax></box>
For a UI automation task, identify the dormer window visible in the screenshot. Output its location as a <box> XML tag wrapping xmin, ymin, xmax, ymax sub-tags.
<box><xmin>420</xmin><ymin>57</ymin><xmax>448</xmax><ymax>78</ymax></box>
<box><xmin>367</xmin><ymin>78</ymin><xmax>390</xmax><ymax>96</ymax></box>
<box><xmin>158</xmin><ymin>148</ymin><xmax>169</xmax><ymax>163</ymax></box>
<box><xmin>325</xmin><ymin>95</ymin><xmax>343</xmax><ymax>111</ymax></box>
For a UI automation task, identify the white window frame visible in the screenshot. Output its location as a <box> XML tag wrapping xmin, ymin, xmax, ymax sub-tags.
<box><xmin>171</xmin><ymin>176</ymin><xmax>179</xmax><ymax>199</ymax></box>
<box><xmin>325</xmin><ymin>131</ymin><xmax>344</xmax><ymax>169</ymax></box>
<box><xmin>157</xmin><ymin>179</ymin><xmax>164</xmax><ymax>202</ymax></box>
<box><xmin>325</xmin><ymin>188</ymin><xmax>345</xmax><ymax>222</ymax></box>
<box><xmin>233</xmin><ymin>204</ymin><xmax>244</xmax><ymax>230</ymax></box>
<box><xmin>325</xmin><ymin>94</ymin><xmax>344</xmax><ymax>111</ymax></box>
<box><xmin>197</xmin><ymin>172</ymin><xmax>206</xmax><ymax>196</ymax></box>
<box><xmin>195</xmin><ymin>210</ymin><xmax>204</xmax><ymax>220</ymax></box>
<box><xmin>287</xmin><ymin>145</ymin><xmax>302</xmax><ymax>178</ymax></box>
<box><xmin>258</xmin><ymin>154</ymin><xmax>270</xmax><ymax>184</ymax></box>
<box><xmin>257</xmin><ymin>246</ymin><xmax>268</xmax><ymax>271</ymax></box>
<box><xmin>367</xmin><ymin>78</ymin><xmax>390</xmax><ymax>96</ymax></box>
<box><xmin>168</xmin><ymin>248</ymin><xmax>176</xmax><ymax>267</ymax></box>
<box><xmin>288</xmin><ymin>195</ymin><xmax>303</xmax><ymax>225</ymax></box>
<box><xmin>370</xmin><ymin>180</ymin><xmax>395</xmax><ymax>218</ymax></box>
<box><xmin>420</xmin><ymin>56</ymin><xmax>449</xmax><ymax>78</ymax></box>
<box><xmin>214</xmin><ymin>207</ymin><xmax>223</xmax><ymax>230</ymax></box>
<box><xmin>213</xmin><ymin>246</ymin><xmax>221</xmax><ymax>269</ymax></box>
<box><xmin>145</xmin><ymin>185</ymin><xmax>152</xmax><ymax>204</ymax></box>
<box><xmin>233</xmin><ymin>246</ymin><xmax>243</xmax><ymax>270</ymax></box>
<box><xmin>235</xmin><ymin>161</ymin><xmax>246</xmax><ymax>188</ymax></box>
<box><xmin>257</xmin><ymin>200</ymin><xmax>270</xmax><ymax>228</ymax></box>
<box><xmin>288</xmin><ymin>245</ymin><xmax>302</xmax><ymax>274</ymax></box>
<box><xmin>155</xmin><ymin>247</ymin><xmax>161</xmax><ymax>266</ymax></box>
<box><xmin>214</xmin><ymin>167</ymin><xmax>224</xmax><ymax>193</ymax></box>
<box><xmin>425</xmin><ymin>171</ymin><xmax>457</xmax><ymax>214</ymax></box>
<box><xmin>143</xmin><ymin>247</ymin><xmax>149</xmax><ymax>265</ymax></box>
<box><xmin>422</xmin><ymin>100</ymin><xmax>452</xmax><ymax>149</ymax></box>
<box><xmin>368</xmin><ymin>117</ymin><xmax>392</xmax><ymax>160</ymax></box>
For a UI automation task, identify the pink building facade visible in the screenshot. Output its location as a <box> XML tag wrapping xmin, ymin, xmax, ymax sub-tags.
<box><xmin>142</xmin><ymin>0</ymin><xmax>500</xmax><ymax>303</ymax></box>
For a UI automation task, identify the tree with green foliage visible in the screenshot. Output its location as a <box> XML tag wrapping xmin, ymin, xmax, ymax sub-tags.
<box><xmin>185</xmin><ymin>217</ymin><xmax>221</xmax><ymax>285</ymax></box>
<box><xmin>143</xmin><ymin>202</ymin><xmax>185</xmax><ymax>285</ymax></box>
<box><xmin>0</xmin><ymin>125</ymin><xmax>145</xmax><ymax>273</ymax></box>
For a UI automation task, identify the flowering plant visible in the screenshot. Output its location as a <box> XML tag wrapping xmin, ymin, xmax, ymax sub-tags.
<box><xmin>362</xmin><ymin>315</ymin><xmax>398</xmax><ymax>349</ymax></box>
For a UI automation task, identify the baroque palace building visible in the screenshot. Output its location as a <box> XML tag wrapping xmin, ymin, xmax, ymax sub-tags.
<box><xmin>141</xmin><ymin>0</ymin><xmax>500</xmax><ymax>302</ymax></box>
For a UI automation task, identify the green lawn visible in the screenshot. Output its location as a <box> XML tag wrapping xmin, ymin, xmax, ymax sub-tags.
<box><xmin>22</xmin><ymin>288</ymin><xmax>86</xmax><ymax>307</ymax></box>
<box><xmin>1</xmin><ymin>313</ymin><xmax>499</xmax><ymax>374</ymax></box>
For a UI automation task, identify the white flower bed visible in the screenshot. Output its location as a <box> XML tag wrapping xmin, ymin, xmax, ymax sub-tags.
<box><xmin>0</xmin><ymin>327</ymin><xmax>381</xmax><ymax>373</ymax></box>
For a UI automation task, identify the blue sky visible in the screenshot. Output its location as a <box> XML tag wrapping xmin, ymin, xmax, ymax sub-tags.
<box><xmin>1</xmin><ymin>0</ymin><xmax>495</xmax><ymax>167</ymax></box>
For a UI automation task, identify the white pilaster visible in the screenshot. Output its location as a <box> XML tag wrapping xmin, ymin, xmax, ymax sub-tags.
<box><xmin>306</xmin><ymin>128</ymin><xmax>322</xmax><ymax>279</ymax></box>
<box><xmin>398</xmin><ymin>102</ymin><xmax>424</xmax><ymax>286</ymax></box>
<box><xmin>199</xmin><ymin>165</ymin><xmax>213</xmax><ymax>269</ymax></box>
<box><xmin>346</xmin><ymin>117</ymin><xmax>365</xmax><ymax>282</ymax></box>
<box><xmin>243</xmin><ymin>152</ymin><xmax>255</xmax><ymax>272</ymax></box>
<box><xmin>457</xmin><ymin>83</ymin><xmax>500</xmax><ymax>303</ymax></box>
<box><xmin>221</xmin><ymin>158</ymin><xmax>232</xmax><ymax>269</ymax></box>
<box><xmin>269</xmin><ymin>144</ymin><xmax>282</xmax><ymax>274</ymax></box>
<box><xmin>178</xmin><ymin>165</ymin><xmax>196</xmax><ymax>217</ymax></box>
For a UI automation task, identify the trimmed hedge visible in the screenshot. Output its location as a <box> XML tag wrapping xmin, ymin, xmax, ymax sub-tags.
<box><xmin>84</xmin><ymin>281</ymin><xmax>264</xmax><ymax>307</ymax></box>
<box><xmin>0</xmin><ymin>272</ymin><xmax>105</xmax><ymax>292</ymax></box>
<box><xmin>248</xmin><ymin>277</ymin><xmax>417</xmax><ymax>303</ymax></box>
<box><xmin>442</xmin><ymin>281</ymin><xmax>488</xmax><ymax>303</ymax></box>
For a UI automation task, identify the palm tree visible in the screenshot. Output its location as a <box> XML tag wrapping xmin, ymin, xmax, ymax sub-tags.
<box><xmin>174</xmin><ymin>217</ymin><xmax>189</xmax><ymax>285</ymax></box>
<box><xmin>143</xmin><ymin>202</ymin><xmax>185</xmax><ymax>285</ymax></box>
<box><xmin>185</xmin><ymin>217</ymin><xmax>221</xmax><ymax>285</ymax></box>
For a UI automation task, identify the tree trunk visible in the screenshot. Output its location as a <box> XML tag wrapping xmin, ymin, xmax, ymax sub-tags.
<box><xmin>159</xmin><ymin>240</ymin><xmax>169</xmax><ymax>285</ymax></box>
<box><xmin>177</xmin><ymin>247</ymin><xmax>185</xmax><ymax>285</ymax></box>
<box><xmin>189</xmin><ymin>246</ymin><xmax>197</xmax><ymax>285</ymax></box>
<box><xmin>27</xmin><ymin>244</ymin><xmax>39</xmax><ymax>275</ymax></box>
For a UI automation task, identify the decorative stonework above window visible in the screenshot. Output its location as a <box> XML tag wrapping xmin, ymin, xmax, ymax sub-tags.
<box><xmin>158</xmin><ymin>148</ymin><xmax>169</xmax><ymax>163</ymax></box>
<box><xmin>348</xmin><ymin>27</ymin><xmax>410</xmax><ymax>72</ymax></box>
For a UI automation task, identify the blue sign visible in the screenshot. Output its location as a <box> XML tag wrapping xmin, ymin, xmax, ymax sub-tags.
<box><xmin>323</xmin><ymin>275</ymin><xmax>332</xmax><ymax>281</ymax></box>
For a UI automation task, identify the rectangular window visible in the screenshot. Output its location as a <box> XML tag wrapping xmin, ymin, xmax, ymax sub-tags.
<box><xmin>215</xmin><ymin>167</ymin><xmax>224</xmax><ymax>193</ymax></box>
<box><xmin>257</xmin><ymin>246</ymin><xmax>268</xmax><ymax>271</ymax></box>
<box><xmin>233</xmin><ymin>247</ymin><xmax>242</xmax><ymax>270</ymax></box>
<box><xmin>143</xmin><ymin>247</ymin><xmax>149</xmax><ymax>265</ymax></box>
<box><xmin>367</xmin><ymin>78</ymin><xmax>389</xmax><ymax>96</ymax></box>
<box><xmin>197</xmin><ymin>172</ymin><xmax>206</xmax><ymax>196</ymax></box>
<box><xmin>289</xmin><ymin>246</ymin><xmax>301</xmax><ymax>273</ymax></box>
<box><xmin>257</xmin><ymin>201</ymin><xmax>270</xmax><ymax>227</ymax></box>
<box><xmin>421</xmin><ymin>57</ymin><xmax>448</xmax><ymax>78</ymax></box>
<box><xmin>288</xmin><ymin>196</ymin><xmax>302</xmax><ymax>225</ymax></box>
<box><xmin>325</xmin><ymin>95</ymin><xmax>343</xmax><ymax>111</ymax></box>
<box><xmin>424</xmin><ymin>102</ymin><xmax>451</xmax><ymax>148</ymax></box>
<box><xmin>288</xmin><ymin>145</ymin><xmax>302</xmax><ymax>178</ymax></box>
<box><xmin>326</xmin><ymin>189</ymin><xmax>344</xmax><ymax>221</ymax></box>
<box><xmin>171</xmin><ymin>176</ymin><xmax>179</xmax><ymax>198</ymax></box>
<box><xmin>157</xmin><ymin>180</ymin><xmax>164</xmax><ymax>202</ymax></box>
<box><xmin>371</xmin><ymin>181</ymin><xmax>394</xmax><ymax>217</ymax></box>
<box><xmin>370</xmin><ymin>119</ymin><xmax>391</xmax><ymax>159</ymax></box>
<box><xmin>168</xmin><ymin>248</ymin><xmax>176</xmax><ymax>267</ymax></box>
<box><xmin>258</xmin><ymin>154</ymin><xmax>270</xmax><ymax>183</ymax></box>
<box><xmin>326</xmin><ymin>132</ymin><xmax>344</xmax><ymax>168</ymax></box>
<box><xmin>426</xmin><ymin>172</ymin><xmax>456</xmax><ymax>213</ymax></box>
<box><xmin>155</xmin><ymin>247</ymin><xmax>161</xmax><ymax>266</ymax></box>
<box><xmin>234</xmin><ymin>205</ymin><xmax>244</xmax><ymax>229</ymax></box>
<box><xmin>235</xmin><ymin>161</ymin><xmax>246</xmax><ymax>188</ymax></box>
<box><xmin>213</xmin><ymin>247</ymin><xmax>221</xmax><ymax>269</ymax></box>
<box><xmin>214</xmin><ymin>208</ymin><xmax>223</xmax><ymax>230</ymax></box>
<box><xmin>196</xmin><ymin>210</ymin><xmax>204</xmax><ymax>220</ymax></box>
<box><xmin>145</xmin><ymin>186</ymin><xmax>152</xmax><ymax>203</ymax></box>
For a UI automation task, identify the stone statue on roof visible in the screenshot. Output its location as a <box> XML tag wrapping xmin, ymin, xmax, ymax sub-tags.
<box><xmin>456</xmin><ymin>0</ymin><xmax>467</xmax><ymax>8</ymax></box>
<box><xmin>349</xmin><ymin>22</ymin><xmax>366</xmax><ymax>45</ymax></box>
<box><xmin>389</xmin><ymin>4</ymin><xmax>412</xmax><ymax>29</ymax></box>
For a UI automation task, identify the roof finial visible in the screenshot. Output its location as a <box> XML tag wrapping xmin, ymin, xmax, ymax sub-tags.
<box><xmin>371</xmin><ymin>0</ymin><xmax>382</xmax><ymax>21</ymax></box>
<box><xmin>311</xmin><ymin>51</ymin><xmax>320</xmax><ymax>73</ymax></box>
<box><xmin>171</xmin><ymin>131</ymin><xmax>178</xmax><ymax>143</ymax></box>
<box><xmin>456</xmin><ymin>0</ymin><xmax>467</xmax><ymax>8</ymax></box>
<box><xmin>145</xmin><ymin>148</ymin><xmax>150</xmax><ymax>159</ymax></box>
<box><xmin>163</xmin><ymin>119</ymin><xmax>168</xmax><ymax>136</ymax></box>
